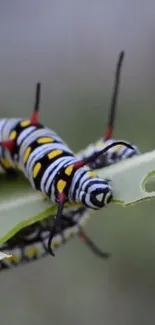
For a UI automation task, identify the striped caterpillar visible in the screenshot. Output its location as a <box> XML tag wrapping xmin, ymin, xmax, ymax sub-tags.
<box><xmin>0</xmin><ymin>51</ymin><xmax>140</xmax><ymax>271</ymax></box>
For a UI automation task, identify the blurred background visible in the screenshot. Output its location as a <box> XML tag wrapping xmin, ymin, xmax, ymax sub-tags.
<box><xmin>0</xmin><ymin>0</ymin><xmax>155</xmax><ymax>324</ymax></box>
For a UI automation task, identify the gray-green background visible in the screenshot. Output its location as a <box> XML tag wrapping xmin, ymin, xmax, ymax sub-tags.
<box><xmin>0</xmin><ymin>1</ymin><xmax>155</xmax><ymax>324</ymax></box>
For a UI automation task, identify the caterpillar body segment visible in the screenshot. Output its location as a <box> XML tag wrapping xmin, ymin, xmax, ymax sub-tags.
<box><xmin>77</xmin><ymin>138</ymin><xmax>140</xmax><ymax>170</ymax></box>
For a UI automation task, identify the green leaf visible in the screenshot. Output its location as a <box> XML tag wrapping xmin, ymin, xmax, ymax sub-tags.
<box><xmin>1</xmin><ymin>150</ymin><xmax>155</xmax><ymax>252</ymax></box>
<box><xmin>0</xmin><ymin>252</ymin><xmax>12</xmax><ymax>260</ymax></box>
<box><xmin>97</xmin><ymin>150</ymin><xmax>155</xmax><ymax>206</ymax></box>
<box><xmin>0</xmin><ymin>172</ymin><xmax>57</xmax><ymax>246</ymax></box>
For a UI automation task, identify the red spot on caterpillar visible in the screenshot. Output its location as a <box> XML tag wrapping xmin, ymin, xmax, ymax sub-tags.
<box><xmin>0</xmin><ymin>140</ymin><xmax>15</xmax><ymax>152</ymax></box>
<box><xmin>31</xmin><ymin>111</ymin><xmax>39</xmax><ymax>125</ymax></box>
<box><xmin>104</xmin><ymin>127</ymin><xmax>112</xmax><ymax>141</ymax></box>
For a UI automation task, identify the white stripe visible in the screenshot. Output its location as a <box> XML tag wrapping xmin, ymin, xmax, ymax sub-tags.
<box><xmin>121</xmin><ymin>148</ymin><xmax>132</xmax><ymax>159</ymax></box>
<box><xmin>49</xmin><ymin>157</ymin><xmax>76</xmax><ymax>200</ymax></box>
<box><xmin>17</xmin><ymin>126</ymin><xmax>36</xmax><ymax>146</ymax></box>
<box><xmin>27</xmin><ymin>142</ymin><xmax>71</xmax><ymax>168</ymax></box>
<box><xmin>71</xmin><ymin>170</ymin><xmax>86</xmax><ymax>202</ymax></box>
<box><xmin>1</xmin><ymin>119</ymin><xmax>21</xmax><ymax>165</ymax></box>
<box><xmin>82</xmin><ymin>178</ymin><xmax>105</xmax><ymax>192</ymax></box>
<box><xmin>20</xmin><ymin>129</ymin><xmax>54</xmax><ymax>157</ymax></box>
<box><xmin>26</xmin><ymin>143</ymin><xmax>72</xmax><ymax>178</ymax></box>
<box><xmin>40</xmin><ymin>157</ymin><xmax>68</xmax><ymax>192</ymax></box>
<box><xmin>70</xmin><ymin>168</ymin><xmax>88</xmax><ymax>193</ymax></box>
<box><xmin>20</xmin><ymin>127</ymin><xmax>67</xmax><ymax>157</ymax></box>
<box><xmin>45</xmin><ymin>157</ymin><xmax>74</xmax><ymax>194</ymax></box>
<box><xmin>70</xmin><ymin>168</ymin><xmax>89</xmax><ymax>201</ymax></box>
<box><xmin>25</xmin><ymin>143</ymin><xmax>53</xmax><ymax>169</ymax></box>
<box><xmin>86</xmin><ymin>183</ymin><xmax>108</xmax><ymax>194</ymax></box>
<box><xmin>79</xmin><ymin>191</ymin><xmax>96</xmax><ymax>209</ymax></box>
<box><xmin>2</xmin><ymin>119</ymin><xmax>21</xmax><ymax>140</ymax></box>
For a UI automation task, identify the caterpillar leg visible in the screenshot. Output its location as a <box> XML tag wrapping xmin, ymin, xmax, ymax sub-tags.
<box><xmin>78</xmin><ymin>228</ymin><xmax>110</xmax><ymax>258</ymax></box>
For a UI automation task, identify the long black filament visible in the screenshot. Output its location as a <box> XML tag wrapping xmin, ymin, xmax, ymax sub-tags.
<box><xmin>104</xmin><ymin>51</ymin><xmax>125</xmax><ymax>140</ymax></box>
<box><xmin>34</xmin><ymin>82</ymin><xmax>41</xmax><ymax>113</ymax></box>
<box><xmin>82</xmin><ymin>140</ymin><xmax>134</xmax><ymax>166</ymax></box>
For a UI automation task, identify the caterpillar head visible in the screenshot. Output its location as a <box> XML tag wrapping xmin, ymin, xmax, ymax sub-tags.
<box><xmin>86</xmin><ymin>178</ymin><xmax>112</xmax><ymax>209</ymax></box>
<box><xmin>69</xmin><ymin>168</ymin><xmax>112</xmax><ymax>209</ymax></box>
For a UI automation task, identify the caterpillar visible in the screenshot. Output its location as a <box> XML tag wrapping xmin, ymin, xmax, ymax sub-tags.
<box><xmin>0</xmin><ymin>207</ymin><xmax>89</xmax><ymax>270</ymax></box>
<box><xmin>0</xmin><ymin>50</ymin><xmax>139</xmax><ymax>271</ymax></box>
<box><xmin>0</xmin><ymin>84</ymin><xmax>133</xmax><ymax>255</ymax></box>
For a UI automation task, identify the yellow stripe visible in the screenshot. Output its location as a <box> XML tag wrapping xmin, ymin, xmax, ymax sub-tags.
<box><xmin>1</xmin><ymin>158</ymin><xmax>14</xmax><ymax>168</ymax></box>
<box><xmin>65</xmin><ymin>165</ymin><xmax>73</xmax><ymax>176</ymax></box>
<box><xmin>37</xmin><ymin>137</ymin><xmax>54</xmax><ymax>144</ymax></box>
<box><xmin>9</xmin><ymin>130</ymin><xmax>17</xmax><ymax>140</ymax></box>
<box><xmin>88</xmin><ymin>171</ymin><xmax>96</xmax><ymax>178</ymax></box>
<box><xmin>25</xmin><ymin>247</ymin><xmax>39</xmax><ymax>258</ymax></box>
<box><xmin>65</xmin><ymin>232</ymin><xmax>73</xmax><ymax>240</ymax></box>
<box><xmin>96</xmin><ymin>141</ymin><xmax>104</xmax><ymax>148</ymax></box>
<box><xmin>57</xmin><ymin>179</ymin><xmax>66</xmax><ymax>193</ymax></box>
<box><xmin>52</xmin><ymin>240</ymin><xmax>62</xmax><ymax>248</ymax></box>
<box><xmin>33</xmin><ymin>162</ymin><xmax>41</xmax><ymax>178</ymax></box>
<box><xmin>20</xmin><ymin>120</ymin><xmax>31</xmax><ymax>127</ymax></box>
<box><xmin>113</xmin><ymin>144</ymin><xmax>122</xmax><ymax>151</ymax></box>
<box><xmin>109</xmin><ymin>144</ymin><xmax>122</xmax><ymax>152</ymax></box>
<box><xmin>3</xmin><ymin>255</ymin><xmax>20</xmax><ymax>263</ymax></box>
<box><xmin>48</xmin><ymin>150</ymin><xmax>62</xmax><ymax>159</ymax></box>
<box><xmin>23</xmin><ymin>147</ymin><xmax>31</xmax><ymax>164</ymax></box>
<box><xmin>64</xmin><ymin>202</ymin><xmax>83</xmax><ymax>208</ymax></box>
